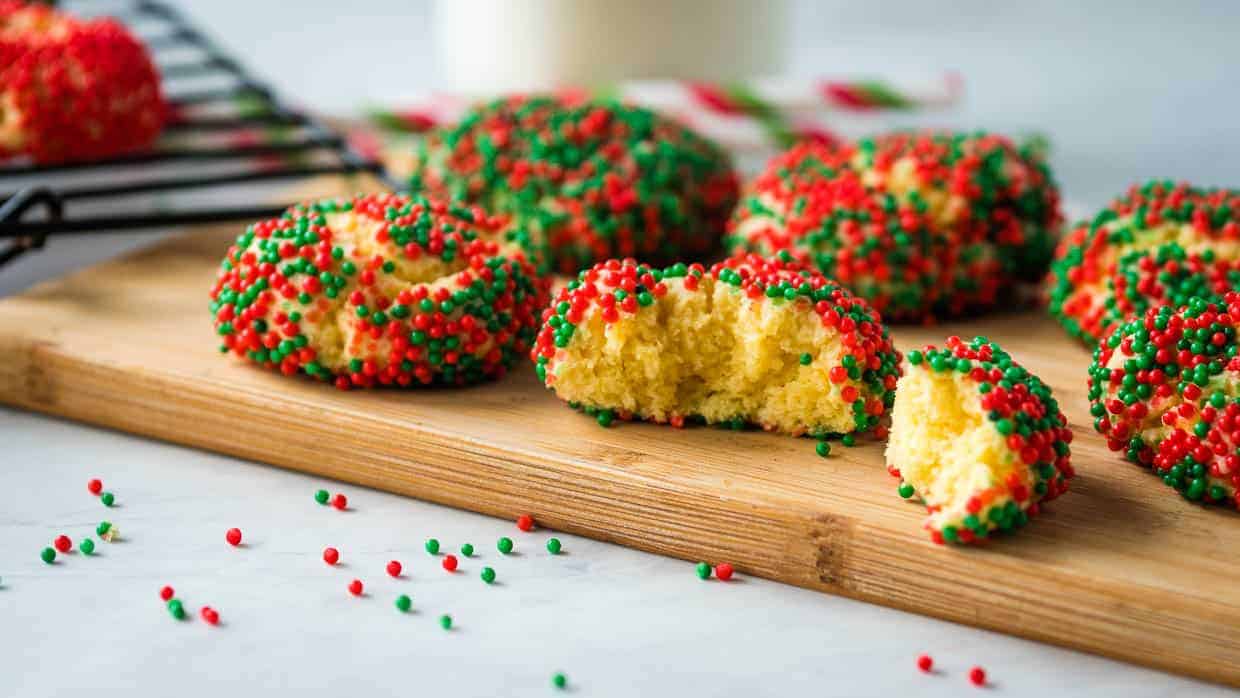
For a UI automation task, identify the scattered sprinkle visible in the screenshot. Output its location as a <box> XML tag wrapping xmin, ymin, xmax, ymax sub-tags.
<box><xmin>816</xmin><ymin>440</ymin><xmax>831</xmax><ymax>458</ymax></box>
<box><xmin>348</xmin><ymin>579</ymin><xmax>364</xmax><ymax>596</ymax></box>
<box><xmin>168</xmin><ymin>599</ymin><xmax>186</xmax><ymax>620</ymax></box>
<box><xmin>969</xmin><ymin>666</ymin><xmax>986</xmax><ymax>686</ymax></box>
<box><xmin>53</xmin><ymin>535</ymin><xmax>72</xmax><ymax>553</ymax></box>
<box><xmin>160</xmin><ymin>586</ymin><xmax>175</xmax><ymax>602</ymax></box>
<box><xmin>695</xmin><ymin>562</ymin><xmax>712</xmax><ymax>580</ymax></box>
<box><xmin>439</xmin><ymin>614</ymin><xmax>452</xmax><ymax>630</ymax></box>
<box><xmin>442</xmin><ymin>555</ymin><xmax>458</xmax><ymax>572</ymax></box>
<box><xmin>225</xmin><ymin>528</ymin><xmax>242</xmax><ymax>547</ymax></box>
<box><xmin>497</xmin><ymin>537</ymin><xmax>514</xmax><ymax>554</ymax></box>
<box><xmin>323</xmin><ymin>547</ymin><xmax>340</xmax><ymax>565</ymax></box>
<box><xmin>425</xmin><ymin>538</ymin><xmax>440</xmax><ymax>555</ymax></box>
<box><xmin>395</xmin><ymin>594</ymin><xmax>412</xmax><ymax>613</ymax></box>
<box><xmin>387</xmin><ymin>560</ymin><xmax>402</xmax><ymax>577</ymax></box>
<box><xmin>917</xmin><ymin>654</ymin><xmax>933</xmax><ymax>673</ymax></box>
<box><xmin>100</xmin><ymin>492</ymin><xmax>115</xmax><ymax>507</ymax></box>
<box><xmin>79</xmin><ymin>538</ymin><xmax>95</xmax><ymax>555</ymax></box>
<box><xmin>331</xmin><ymin>493</ymin><xmax>348</xmax><ymax>511</ymax></box>
<box><xmin>546</xmin><ymin>538</ymin><xmax>562</xmax><ymax>555</ymax></box>
<box><xmin>97</xmin><ymin>521</ymin><xmax>118</xmax><ymax>542</ymax></box>
<box><xmin>201</xmin><ymin>606</ymin><xmax>220</xmax><ymax>625</ymax></box>
<box><xmin>314</xmin><ymin>489</ymin><xmax>330</xmax><ymax>505</ymax></box>
<box><xmin>87</xmin><ymin>478</ymin><xmax>103</xmax><ymax>495</ymax></box>
<box><xmin>40</xmin><ymin>547</ymin><xmax>56</xmax><ymax>564</ymax></box>
<box><xmin>714</xmin><ymin>563</ymin><xmax>734</xmax><ymax>581</ymax></box>
<box><xmin>516</xmin><ymin>514</ymin><xmax>534</xmax><ymax>532</ymax></box>
<box><xmin>552</xmin><ymin>673</ymin><xmax>567</xmax><ymax>690</ymax></box>
<box><xmin>480</xmin><ymin>567</ymin><xmax>496</xmax><ymax>584</ymax></box>
<box><xmin>460</xmin><ymin>543</ymin><xmax>474</xmax><ymax>557</ymax></box>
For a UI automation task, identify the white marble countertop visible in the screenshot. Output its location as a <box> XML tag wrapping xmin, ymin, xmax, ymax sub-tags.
<box><xmin>3</xmin><ymin>2</ymin><xmax>1239</xmax><ymax>696</ymax></box>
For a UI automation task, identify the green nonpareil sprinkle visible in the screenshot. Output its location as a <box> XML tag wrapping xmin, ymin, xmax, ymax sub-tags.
<box><xmin>425</xmin><ymin>538</ymin><xmax>440</xmax><ymax>555</ymax></box>
<box><xmin>546</xmin><ymin>538</ymin><xmax>562</xmax><ymax>555</ymax></box>
<box><xmin>395</xmin><ymin>594</ymin><xmax>412</xmax><ymax>613</ymax></box>
<box><xmin>480</xmin><ymin>567</ymin><xmax>496</xmax><ymax>584</ymax></box>
<box><xmin>695</xmin><ymin>561</ymin><xmax>711</xmax><ymax>580</ymax></box>
<box><xmin>314</xmin><ymin>489</ymin><xmax>330</xmax><ymax>505</ymax></box>
<box><xmin>439</xmin><ymin>614</ymin><xmax>452</xmax><ymax>630</ymax></box>
<box><xmin>552</xmin><ymin>673</ymin><xmax>568</xmax><ymax>689</ymax></box>
<box><xmin>80</xmin><ymin>538</ymin><xmax>96</xmax><ymax>555</ymax></box>
<box><xmin>40</xmin><ymin>547</ymin><xmax>56</xmax><ymax>564</ymax></box>
<box><xmin>460</xmin><ymin>543</ymin><xmax>475</xmax><ymax>557</ymax></box>
<box><xmin>497</xmin><ymin>537</ymin><xmax>514</xmax><ymax>554</ymax></box>
<box><xmin>101</xmin><ymin>492</ymin><xmax>115</xmax><ymax>507</ymax></box>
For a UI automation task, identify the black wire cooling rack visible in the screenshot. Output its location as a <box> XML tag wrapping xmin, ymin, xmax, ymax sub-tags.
<box><xmin>0</xmin><ymin>0</ymin><xmax>399</xmax><ymax>268</ymax></box>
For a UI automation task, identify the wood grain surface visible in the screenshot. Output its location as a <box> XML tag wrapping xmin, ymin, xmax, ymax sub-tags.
<box><xmin>1</xmin><ymin>222</ymin><xmax>1238</xmax><ymax>686</ymax></box>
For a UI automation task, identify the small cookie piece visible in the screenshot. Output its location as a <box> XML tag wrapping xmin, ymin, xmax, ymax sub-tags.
<box><xmin>532</xmin><ymin>253</ymin><xmax>902</xmax><ymax>436</ymax></box>
<box><xmin>887</xmin><ymin>336</ymin><xmax>1073</xmax><ymax>543</ymax></box>
<box><xmin>1088</xmin><ymin>296</ymin><xmax>1240</xmax><ymax>507</ymax></box>
<box><xmin>1048</xmin><ymin>181</ymin><xmax>1240</xmax><ymax>345</ymax></box>
<box><xmin>727</xmin><ymin>132</ymin><xmax>1062</xmax><ymax>320</ymax></box>
<box><xmin>412</xmin><ymin>95</ymin><xmax>739</xmax><ymax>274</ymax></box>
<box><xmin>0</xmin><ymin>2</ymin><xmax>164</xmax><ymax>163</ymax></box>
<box><xmin>209</xmin><ymin>192</ymin><xmax>548</xmax><ymax>388</ymax></box>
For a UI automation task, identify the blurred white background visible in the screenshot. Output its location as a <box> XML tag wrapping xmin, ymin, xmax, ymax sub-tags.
<box><xmin>176</xmin><ymin>0</ymin><xmax>1239</xmax><ymax>206</ymax></box>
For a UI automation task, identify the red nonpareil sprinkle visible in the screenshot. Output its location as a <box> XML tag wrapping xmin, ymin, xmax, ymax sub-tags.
<box><xmin>348</xmin><ymin>579</ymin><xmax>364</xmax><ymax>596</ymax></box>
<box><xmin>386</xmin><ymin>560</ymin><xmax>402</xmax><ymax>577</ymax></box>
<box><xmin>201</xmin><ymin>606</ymin><xmax>220</xmax><ymax>625</ymax></box>
<box><xmin>917</xmin><ymin>654</ymin><xmax>933</xmax><ymax>673</ymax></box>
<box><xmin>968</xmin><ymin>666</ymin><xmax>986</xmax><ymax>686</ymax></box>
<box><xmin>331</xmin><ymin>494</ymin><xmax>348</xmax><ymax>511</ymax></box>
<box><xmin>442</xmin><ymin>555</ymin><xmax>458</xmax><ymax>572</ymax></box>
<box><xmin>87</xmin><ymin>479</ymin><xmax>103</xmax><ymax>495</ymax></box>
<box><xmin>53</xmin><ymin>535</ymin><xmax>72</xmax><ymax>553</ymax></box>
<box><xmin>714</xmin><ymin>563</ymin><xmax>734</xmax><ymax>581</ymax></box>
<box><xmin>225</xmin><ymin>528</ymin><xmax>242</xmax><ymax>546</ymax></box>
<box><xmin>323</xmin><ymin>547</ymin><xmax>340</xmax><ymax>565</ymax></box>
<box><xmin>159</xmin><ymin>585</ymin><xmax>175</xmax><ymax>602</ymax></box>
<box><xmin>516</xmin><ymin>514</ymin><xmax>534</xmax><ymax>532</ymax></box>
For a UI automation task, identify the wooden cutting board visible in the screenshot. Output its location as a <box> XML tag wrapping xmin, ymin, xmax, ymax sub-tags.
<box><xmin>2</xmin><ymin>220</ymin><xmax>1239</xmax><ymax>686</ymax></box>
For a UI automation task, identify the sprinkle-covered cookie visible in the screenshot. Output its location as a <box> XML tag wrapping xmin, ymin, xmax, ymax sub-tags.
<box><xmin>209</xmin><ymin>192</ymin><xmax>548</xmax><ymax>388</ymax></box>
<box><xmin>1048</xmin><ymin>181</ymin><xmax>1240</xmax><ymax>345</ymax></box>
<box><xmin>0</xmin><ymin>1</ymin><xmax>164</xmax><ymax>163</ymax></box>
<box><xmin>886</xmin><ymin>336</ymin><xmax>1073</xmax><ymax>544</ymax></box>
<box><xmin>531</xmin><ymin>252</ymin><xmax>902</xmax><ymax>436</ymax></box>
<box><xmin>411</xmin><ymin>95</ymin><xmax>739</xmax><ymax>274</ymax></box>
<box><xmin>1088</xmin><ymin>295</ymin><xmax>1240</xmax><ymax>507</ymax></box>
<box><xmin>727</xmin><ymin>132</ymin><xmax>1062</xmax><ymax>321</ymax></box>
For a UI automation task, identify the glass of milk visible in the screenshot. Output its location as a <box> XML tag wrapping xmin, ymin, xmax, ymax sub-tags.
<box><xmin>433</xmin><ymin>0</ymin><xmax>789</xmax><ymax>94</ymax></box>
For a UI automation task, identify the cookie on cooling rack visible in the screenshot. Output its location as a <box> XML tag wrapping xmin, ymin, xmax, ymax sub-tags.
<box><xmin>0</xmin><ymin>1</ymin><xmax>164</xmax><ymax>163</ymax></box>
